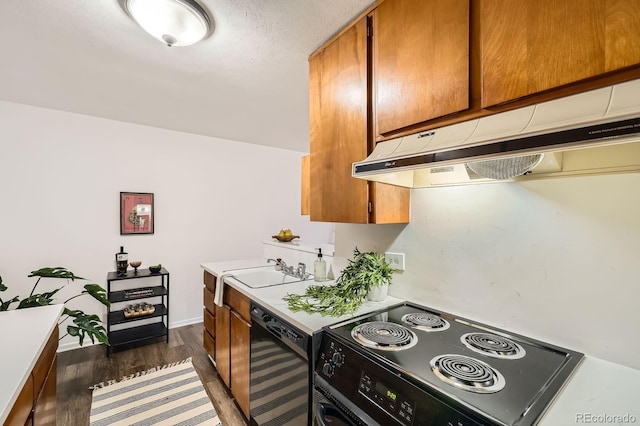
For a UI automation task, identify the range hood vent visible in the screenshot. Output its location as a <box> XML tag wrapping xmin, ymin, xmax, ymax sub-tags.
<box><xmin>353</xmin><ymin>79</ymin><xmax>640</xmax><ymax>188</ymax></box>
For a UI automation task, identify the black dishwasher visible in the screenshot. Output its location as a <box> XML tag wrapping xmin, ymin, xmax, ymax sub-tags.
<box><xmin>250</xmin><ymin>302</ymin><xmax>311</xmax><ymax>426</ymax></box>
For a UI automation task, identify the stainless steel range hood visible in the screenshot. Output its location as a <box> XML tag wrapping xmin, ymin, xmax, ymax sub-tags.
<box><xmin>353</xmin><ymin>79</ymin><xmax>640</xmax><ymax>188</ymax></box>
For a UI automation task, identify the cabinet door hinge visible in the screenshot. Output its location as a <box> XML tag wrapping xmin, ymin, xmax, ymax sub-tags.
<box><xmin>367</xmin><ymin>24</ymin><xmax>372</xmax><ymax>38</ymax></box>
<box><xmin>368</xmin><ymin>201</ymin><xmax>372</xmax><ymax>213</ymax></box>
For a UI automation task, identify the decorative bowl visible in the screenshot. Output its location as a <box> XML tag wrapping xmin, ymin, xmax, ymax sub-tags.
<box><xmin>272</xmin><ymin>234</ymin><xmax>300</xmax><ymax>242</ymax></box>
<box><xmin>129</xmin><ymin>261</ymin><xmax>142</xmax><ymax>268</ymax></box>
<box><xmin>149</xmin><ymin>265</ymin><xmax>162</xmax><ymax>273</ymax></box>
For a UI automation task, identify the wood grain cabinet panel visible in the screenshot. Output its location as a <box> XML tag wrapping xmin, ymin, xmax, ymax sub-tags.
<box><xmin>225</xmin><ymin>286</ymin><xmax>250</xmax><ymax>323</ymax></box>
<box><xmin>5</xmin><ymin>375</ymin><xmax>33</xmax><ymax>426</ymax></box>
<box><xmin>6</xmin><ymin>327</ymin><xmax>58</xmax><ymax>426</ymax></box>
<box><xmin>479</xmin><ymin>0</ymin><xmax>640</xmax><ymax>108</ymax></box>
<box><xmin>203</xmin><ymin>288</ymin><xmax>215</xmax><ymax>317</ymax></box>
<box><xmin>203</xmin><ymin>271</ymin><xmax>215</xmax><ymax>293</ymax></box>
<box><xmin>309</xmin><ymin>17</ymin><xmax>369</xmax><ymax>224</ymax></box>
<box><xmin>230</xmin><ymin>311</ymin><xmax>251</xmax><ymax>420</ymax></box>
<box><xmin>32</xmin><ymin>356</ymin><xmax>56</xmax><ymax>426</ymax></box>
<box><xmin>204</xmin><ymin>278</ymin><xmax>252</xmax><ymax>420</ymax></box>
<box><xmin>214</xmin><ymin>304</ymin><xmax>231</xmax><ymax>388</ymax></box>
<box><xmin>203</xmin><ymin>329</ymin><xmax>215</xmax><ymax>360</ymax></box>
<box><xmin>32</xmin><ymin>327</ymin><xmax>57</xmax><ymax>395</ymax></box>
<box><xmin>374</xmin><ymin>0</ymin><xmax>470</xmax><ymax>136</ymax></box>
<box><xmin>203</xmin><ymin>308</ymin><xmax>215</xmax><ymax>338</ymax></box>
<box><xmin>309</xmin><ymin>16</ymin><xmax>410</xmax><ymax>224</ymax></box>
<box><xmin>301</xmin><ymin>155</ymin><xmax>310</xmax><ymax>215</ymax></box>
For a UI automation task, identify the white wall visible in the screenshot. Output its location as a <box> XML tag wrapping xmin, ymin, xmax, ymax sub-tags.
<box><xmin>336</xmin><ymin>174</ymin><xmax>640</xmax><ymax>370</ymax></box>
<box><xmin>0</xmin><ymin>101</ymin><xmax>333</xmax><ymax>351</ymax></box>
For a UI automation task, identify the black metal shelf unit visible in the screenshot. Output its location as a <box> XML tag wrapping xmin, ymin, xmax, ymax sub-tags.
<box><xmin>106</xmin><ymin>268</ymin><xmax>169</xmax><ymax>356</ymax></box>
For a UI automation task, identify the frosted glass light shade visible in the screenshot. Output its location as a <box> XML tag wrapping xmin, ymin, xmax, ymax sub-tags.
<box><xmin>125</xmin><ymin>0</ymin><xmax>210</xmax><ymax>47</ymax></box>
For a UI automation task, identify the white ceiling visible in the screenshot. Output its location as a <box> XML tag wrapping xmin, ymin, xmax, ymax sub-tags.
<box><xmin>0</xmin><ymin>0</ymin><xmax>375</xmax><ymax>152</ymax></box>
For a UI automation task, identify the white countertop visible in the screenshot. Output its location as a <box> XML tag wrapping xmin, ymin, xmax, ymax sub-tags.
<box><xmin>201</xmin><ymin>258</ymin><xmax>402</xmax><ymax>335</ymax></box>
<box><xmin>0</xmin><ymin>304</ymin><xmax>63</xmax><ymax>424</ymax></box>
<box><xmin>202</xmin><ymin>258</ymin><xmax>640</xmax><ymax>424</ymax></box>
<box><xmin>539</xmin><ymin>356</ymin><xmax>640</xmax><ymax>425</ymax></box>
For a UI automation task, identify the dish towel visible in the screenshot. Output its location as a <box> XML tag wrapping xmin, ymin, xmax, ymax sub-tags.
<box><xmin>214</xmin><ymin>273</ymin><xmax>234</xmax><ymax>307</ymax></box>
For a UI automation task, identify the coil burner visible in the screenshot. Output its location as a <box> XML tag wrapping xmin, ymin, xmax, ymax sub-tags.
<box><xmin>401</xmin><ymin>312</ymin><xmax>450</xmax><ymax>332</ymax></box>
<box><xmin>461</xmin><ymin>332</ymin><xmax>526</xmax><ymax>359</ymax></box>
<box><xmin>430</xmin><ymin>354</ymin><xmax>506</xmax><ymax>393</ymax></box>
<box><xmin>351</xmin><ymin>321</ymin><xmax>418</xmax><ymax>351</ymax></box>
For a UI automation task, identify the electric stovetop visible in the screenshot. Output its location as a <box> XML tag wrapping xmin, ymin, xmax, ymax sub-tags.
<box><xmin>317</xmin><ymin>302</ymin><xmax>584</xmax><ymax>425</ymax></box>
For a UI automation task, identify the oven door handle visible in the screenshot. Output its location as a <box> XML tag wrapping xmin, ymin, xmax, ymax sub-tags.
<box><xmin>315</xmin><ymin>402</ymin><xmax>330</xmax><ymax>426</ymax></box>
<box><xmin>315</xmin><ymin>401</ymin><xmax>356</xmax><ymax>426</ymax></box>
<box><xmin>315</xmin><ymin>376</ymin><xmax>380</xmax><ymax>426</ymax></box>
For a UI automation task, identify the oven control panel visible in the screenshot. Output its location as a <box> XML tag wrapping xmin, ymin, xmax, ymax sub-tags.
<box><xmin>315</xmin><ymin>335</ymin><xmax>490</xmax><ymax>426</ymax></box>
<box><xmin>358</xmin><ymin>371</ymin><xmax>417</xmax><ymax>425</ymax></box>
<box><xmin>318</xmin><ymin>339</ymin><xmax>346</xmax><ymax>378</ymax></box>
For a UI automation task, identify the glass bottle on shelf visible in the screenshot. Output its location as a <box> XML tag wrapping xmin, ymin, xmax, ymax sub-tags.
<box><xmin>116</xmin><ymin>246</ymin><xmax>128</xmax><ymax>276</ymax></box>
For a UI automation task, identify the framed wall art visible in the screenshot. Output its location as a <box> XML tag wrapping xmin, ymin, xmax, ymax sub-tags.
<box><xmin>120</xmin><ymin>192</ymin><xmax>154</xmax><ymax>235</ymax></box>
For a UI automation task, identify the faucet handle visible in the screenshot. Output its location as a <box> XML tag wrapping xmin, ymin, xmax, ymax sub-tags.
<box><xmin>297</xmin><ymin>262</ymin><xmax>306</xmax><ymax>277</ymax></box>
<box><xmin>268</xmin><ymin>258</ymin><xmax>284</xmax><ymax>270</ymax></box>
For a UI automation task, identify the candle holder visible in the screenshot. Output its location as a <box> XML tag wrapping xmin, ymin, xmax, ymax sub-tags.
<box><xmin>129</xmin><ymin>261</ymin><xmax>142</xmax><ymax>274</ymax></box>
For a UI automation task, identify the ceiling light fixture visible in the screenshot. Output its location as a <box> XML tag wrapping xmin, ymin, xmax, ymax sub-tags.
<box><xmin>122</xmin><ymin>0</ymin><xmax>211</xmax><ymax>47</ymax></box>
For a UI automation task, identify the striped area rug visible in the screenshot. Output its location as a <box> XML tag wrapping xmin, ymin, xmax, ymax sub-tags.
<box><xmin>89</xmin><ymin>358</ymin><xmax>221</xmax><ymax>426</ymax></box>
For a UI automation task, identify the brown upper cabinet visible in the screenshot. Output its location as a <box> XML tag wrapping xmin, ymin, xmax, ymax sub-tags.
<box><xmin>308</xmin><ymin>0</ymin><xmax>640</xmax><ymax>221</ymax></box>
<box><xmin>479</xmin><ymin>0</ymin><xmax>640</xmax><ymax>108</ymax></box>
<box><xmin>300</xmin><ymin>155</ymin><xmax>310</xmax><ymax>215</ymax></box>
<box><xmin>309</xmin><ymin>16</ymin><xmax>410</xmax><ymax>224</ymax></box>
<box><xmin>373</xmin><ymin>0</ymin><xmax>470</xmax><ymax>138</ymax></box>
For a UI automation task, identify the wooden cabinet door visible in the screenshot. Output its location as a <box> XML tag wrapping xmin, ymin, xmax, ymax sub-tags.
<box><xmin>301</xmin><ymin>155</ymin><xmax>310</xmax><ymax>215</ymax></box>
<box><xmin>374</xmin><ymin>0</ymin><xmax>470</xmax><ymax>136</ymax></box>
<box><xmin>230</xmin><ymin>311</ymin><xmax>251</xmax><ymax>420</ymax></box>
<box><xmin>480</xmin><ymin>0</ymin><xmax>640</xmax><ymax>108</ymax></box>
<box><xmin>309</xmin><ymin>17</ymin><xmax>411</xmax><ymax>224</ymax></box>
<box><xmin>5</xmin><ymin>375</ymin><xmax>33</xmax><ymax>426</ymax></box>
<box><xmin>203</xmin><ymin>308</ymin><xmax>215</xmax><ymax>338</ymax></box>
<box><xmin>203</xmin><ymin>288</ymin><xmax>215</xmax><ymax>319</ymax></box>
<box><xmin>203</xmin><ymin>271</ymin><xmax>215</xmax><ymax>292</ymax></box>
<box><xmin>203</xmin><ymin>329</ymin><xmax>215</xmax><ymax>361</ymax></box>
<box><xmin>33</xmin><ymin>356</ymin><xmax>56</xmax><ymax>426</ymax></box>
<box><xmin>309</xmin><ymin>17</ymin><xmax>369</xmax><ymax>223</ymax></box>
<box><xmin>215</xmin><ymin>304</ymin><xmax>231</xmax><ymax>387</ymax></box>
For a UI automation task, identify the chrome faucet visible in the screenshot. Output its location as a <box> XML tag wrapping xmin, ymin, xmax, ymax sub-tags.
<box><xmin>269</xmin><ymin>259</ymin><xmax>308</xmax><ymax>279</ymax></box>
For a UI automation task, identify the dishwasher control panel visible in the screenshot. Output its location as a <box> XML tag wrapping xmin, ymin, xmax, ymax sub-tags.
<box><xmin>250</xmin><ymin>302</ymin><xmax>309</xmax><ymax>353</ymax></box>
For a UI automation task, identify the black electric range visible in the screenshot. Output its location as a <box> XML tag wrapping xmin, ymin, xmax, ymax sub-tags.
<box><xmin>314</xmin><ymin>302</ymin><xmax>583</xmax><ymax>425</ymax></box>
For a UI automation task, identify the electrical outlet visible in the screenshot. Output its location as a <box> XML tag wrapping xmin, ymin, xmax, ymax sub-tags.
<box><xmin>385</xmin><ymin>252</ymin><xmax>405</xmax><ymax>271</ymax></box>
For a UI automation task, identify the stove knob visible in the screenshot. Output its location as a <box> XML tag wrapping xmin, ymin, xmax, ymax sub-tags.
<box><xmin>322</xmin><ymin>363</ymin><xmax>334</xmax><ymax>377</ymax></box>
<box><xmin>332</xmin><ymin>352</ymin><xmax>344</xmax><ymax>364</ymax></box>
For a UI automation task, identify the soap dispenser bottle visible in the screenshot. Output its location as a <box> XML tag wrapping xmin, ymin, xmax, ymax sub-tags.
<box><xmin>314</xmin><ymin>248</ymin><xmax>327</xmax><ymax>282</ymax></box>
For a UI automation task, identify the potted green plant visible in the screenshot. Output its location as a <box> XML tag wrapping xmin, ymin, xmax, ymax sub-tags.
<box><xmin>283</xmin><ymin>248</ymin><xmax>397</xmax><ymax>316</ymax></box>
<box><xmin>0</xmin><ymin>267</ymin><xmax>110</xmax><ymax>346</ymax></box>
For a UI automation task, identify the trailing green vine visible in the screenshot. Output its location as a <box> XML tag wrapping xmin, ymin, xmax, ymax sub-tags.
<box><xmin>283</xmin><ymin>248</ymin><xmax>396</xmax><ymax>317</ymax></box>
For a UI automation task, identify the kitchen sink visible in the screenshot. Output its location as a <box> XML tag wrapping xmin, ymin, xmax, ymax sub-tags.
<box><xmin>230</xmin><ymin>268</ymin><xmax>312</xmax><ymax>288</ymax></box>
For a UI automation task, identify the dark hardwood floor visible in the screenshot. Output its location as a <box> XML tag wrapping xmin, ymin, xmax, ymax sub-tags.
<box><xmin>57</xmin><ymin>322</ymin><xmax>247</xmax><ymax>426</ymax></box>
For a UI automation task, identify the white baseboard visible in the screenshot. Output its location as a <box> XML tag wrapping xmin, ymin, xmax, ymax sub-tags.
<box><xmin>56</xmin><ymin>317</ymin><xmax>204</xmax><ymax>353</ymax></box>
<box><xmin>169</xmin><ymin>316</ymin><xmax>203</xmax><ymax>329</ymax></box>
<box><xmin>58</xmin><ymin>339</ymin><xmax>99</xmax><ymax>353</ymax></box>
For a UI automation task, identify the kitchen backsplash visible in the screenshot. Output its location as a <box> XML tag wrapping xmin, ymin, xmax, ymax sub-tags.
<box><xmin>262</xmin><ymin>240</ymin><xmax>339</xmax><ymax>280</ymax></box>
<box><xmin>335</xmin><ymin>173</ymin><xmax>640</xmax><ymax>371</ymax></box>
